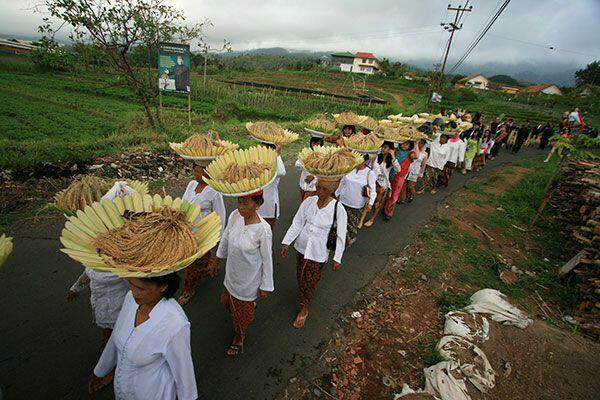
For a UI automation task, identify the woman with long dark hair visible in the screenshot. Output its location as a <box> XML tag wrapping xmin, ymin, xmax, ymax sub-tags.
<box><xmin>363</xmin><ymin>141</ymin><xmax>399</xmax><ymax>226</ymax></box>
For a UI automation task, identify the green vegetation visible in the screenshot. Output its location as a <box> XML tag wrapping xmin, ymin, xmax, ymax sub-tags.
<box><xmin>406</xmin><ymin>156</ymin><xmax>580</xmax><ymax>318</ymax></box>
<box><xmin>1</xmin><ymin>53</ymin><xmax>598</xmax><ymax>171</ymax></box>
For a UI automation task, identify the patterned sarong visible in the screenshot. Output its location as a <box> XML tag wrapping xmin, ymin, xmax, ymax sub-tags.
<box><xmin>296</xmin><ymin>253</ymin><xmax>324</xmax><ymax>305</ymax></box>
<box><xmin>220</xmin><ymin>288</ymin><xmax>256</xmax><ymax>339</ymax></box>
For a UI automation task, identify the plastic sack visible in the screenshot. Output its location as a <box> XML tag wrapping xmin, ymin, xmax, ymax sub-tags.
<box><xmin>437</xmin><ymin>335</ymin><xmax>495</xmax><ymax>393</ymax></box>
<box><xmin>444</xmin><ymin>311</ymin><xmax>490</xmax><ymax>342</ymax></box>
<box><xmin>424</xmin><ymin>361</ymin><xmax>470</xmax><ymax>400</ymax></box>
<box><xmin>464</xmin><ymin>289</ymin><xmax>532</xmax><ymax>329</ymax></box>
<box><xmin>101</xmin><ymin>181</ymin><xmax>137</xmax><ymax>201</ymax></box>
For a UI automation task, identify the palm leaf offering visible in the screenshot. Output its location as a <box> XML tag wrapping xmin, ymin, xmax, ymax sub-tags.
<box><xmin>304</xmin><ymin>114</ymin><xmax>337</xmax><ymax>136</ymax></box>
<box><xmin>358</xmin><ymin>116</ymin><xmax>378</xmax><ymax>130</ymax></box>
<box><xmin>245</xmin><ymin>121</ymin><xmax>299</xmax><ymax>144</ymax></box>
<box><xmin>169</xmin><ymin>132</ymin><xmax>238</xmax><ymax>159</ymax></box>
<box><xmin>333</xmin><ymin>111</ymin><xmax>364</xmax><ymax>126</ymax></box>
<box><xmin>59</xmin><ymin>193</ymin><xmax>221</xmax><ymax>277</ymax></box>
<box><xmin>203</xmin><ymin>146</ymin><xmax>278</xmax><ymax>196</ymax></box>
<box><xmin>0</xmin><ymin>234</ymin><xmax>13</xmax><ymax>268</ymax></box>
<box><xmin>53</xmin><ymin>176</ymin><xmax>149</xmax><ymax>215</ymax></box>
<box><xmin>343</xmin><ymin>132</ymin><xmax>383</xmax><ymax>153</ymax></box>
<box><xmin>374</xmin><ymin>125</ymin><xmax>413</xmax><ymax>143</ymax></box>
<box><xmin>298</xmin><ymin>146</ymin><xmax>363</xmax><ymax>179</ymax></box>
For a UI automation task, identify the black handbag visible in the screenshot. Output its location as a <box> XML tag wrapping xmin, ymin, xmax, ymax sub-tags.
<box><xmin>326</xmin><ymin>200</ymin><xmax>338</xmax><ymax>251</ymax></box>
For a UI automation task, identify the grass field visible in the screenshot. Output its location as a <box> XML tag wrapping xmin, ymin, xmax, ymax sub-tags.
<box><xmin>1</xmin><ymin>54</ymin><xmax>597</xmax><ymax>170</ymax></box>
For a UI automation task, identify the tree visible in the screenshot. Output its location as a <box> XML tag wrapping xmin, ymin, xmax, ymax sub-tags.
<box><xmin>38</xmin><ymin>0</ymin><xmax>207</xmax><ymax>127</ymax></box>
<box><xmin>488</xmin><ymin>74</ymin><xmax>519</xmax><ymax>86</ymax></box>
<box><xmin>575</xmin><ymin>60</ymin><xmax>600</xmax><ymax>86</ymax></box>
<box><xmin>451</xmin><ymin>74</ymin><xmax>466</xmax><ymax>85</ymax></box>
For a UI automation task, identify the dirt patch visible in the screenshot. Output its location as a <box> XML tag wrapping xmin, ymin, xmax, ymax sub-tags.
<box><xmin>470</xmin><ymin>321</ymin><xmax>600</xmax><ymax>400</ymax></box>
<box><xmin>482</xmin><ymin>166</ymin><xmax>531</xmax><ymax>195</ymax></box>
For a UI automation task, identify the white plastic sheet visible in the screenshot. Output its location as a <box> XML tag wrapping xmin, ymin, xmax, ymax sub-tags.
<box><xmin>437</xmin><ymin>335</ymin><xmax>495</xmax><ymax>393</ymax></box>
<box><xmin>444</xmin><ymin>311</ymin><xmax>490</xmax><ymax>342</ymax></box>
<box><xmin>464</xmin><ymin>289</ymin><xmax>532</xmax><ymax>329</ymax></box>
<box><xmin>424</xmin><ymin>361</ymin><xmax>470</xmax><ymax>400</ymax></box>
<box><xmin>101</xmin><ymin>181</ymin><xmax>137</xmax><ymax>201</ymax></box>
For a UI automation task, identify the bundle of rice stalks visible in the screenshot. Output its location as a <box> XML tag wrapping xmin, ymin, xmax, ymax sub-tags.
<box><xmin>298</xmin><ymin>146</ymin><xmax>363</xmax><ymax>179</ymax></box>
<box><xmin>53</xmin><ymin>177</ymin><xmax>149</xmax><ymax>214</ymax></box>
<box><xmin>333</xmin><ymin>111</ymin><xmax>364</xmax><ymax>126</ymax></box>
<box><xmin>458</xmin><ymin>121</ymin><xmax>473</xmax><ymax>131</ymax></box>
<box><xmin>304</xmin><ymin>114</ymin><xmax>337</xmax><ymax>136</ymax></box>
<box><xmin>343</xmin><ymin>132</ymin><xmax>383</xmax><ymax>153</ymax></box>
<box><xmin>204</xmin><ymin>146</ymin><xmax>278</xmax><ymax>196</ymax></box>
<box><xmin>169</xmin><ymin>132</ymin><xmax>238</xmax><ymax>159</ymax></box>
<box><xmin>358</xmin><ymin>116</ymin><xmax>378</xmax><ymax>130</ymax></box>
<box><xmin>245</xmin><ymin>121</ymin><xmax>299</xmax><ymax>144</ymax></box>
<box><xmin>0</xmin><ymin>234</ymin><xmax>13</xmax><ymax>268</ymax></box>
<box><xmin>60</xmin><ymin>193</ymin><xmax>221</xmax><ymax>277</ymax></box>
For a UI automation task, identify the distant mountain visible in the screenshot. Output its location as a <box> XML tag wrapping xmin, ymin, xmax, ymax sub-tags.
<box><xmin>219</xmin><ymin>47</ymin><xmax>330</xmax><ymax>59</ymax></box>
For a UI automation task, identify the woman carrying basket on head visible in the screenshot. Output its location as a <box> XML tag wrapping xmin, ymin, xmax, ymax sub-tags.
<box><xmin>281</xmin><ymin>179</ymin><xmax>347</xmax><ymax>329</ymax></box>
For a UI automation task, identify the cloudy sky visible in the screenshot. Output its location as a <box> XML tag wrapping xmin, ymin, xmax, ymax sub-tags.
<box><xmin>2</xmin><ymin>0</ymin><xmax>599</xmax><ymax>71</ymax></box>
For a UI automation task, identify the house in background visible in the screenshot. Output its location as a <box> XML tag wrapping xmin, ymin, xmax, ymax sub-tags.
<box><xmin>458</xmin><ymin>74</ymin><xmax>489</xmax><ymax>90</ymax></box>
<box><xmin>330</xmin><ymin>52</ymin><xmax>355</xmax><ymax>72</ymax></box>
<box><xmin>352</xmin><ymin>52</ymin><xmax>380</xmax><ymax>75</ymax></box>
<box><xmin>0</xmin><ymin>38</ymin><xmax>37</xmax><ymax>55</ymax></box>
<box><xmin>522</xmin><ymin>83</ymin><xmax>563</xmax><ymax>95</ymax></box>
<box><xmin>487</xmin><ymin>81</ymin><xmax>521</xmax><ymax>94</ymax></box>
<box><xmin>329</xmin><ymin>51</ymin><xmax>381</xmax><ymax>74</ymax></box>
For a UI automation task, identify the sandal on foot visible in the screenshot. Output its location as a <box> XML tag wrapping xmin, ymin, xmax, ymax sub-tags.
<box><xmin>227</xmin><ymin>343</ymin><xmax>243</xmax><ymax>356</ymax></box>
<box><xmin>363</xmin><ymin>220</ymin><xmax>374</xmax><ymax>227</ymax></box>
<box><xmin>293</xmin><ymin>312</ymin><xmax>309</xmax><ymax>329</ymax></box>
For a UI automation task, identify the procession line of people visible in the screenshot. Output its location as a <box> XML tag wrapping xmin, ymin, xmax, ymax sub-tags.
<box><xmin>64</xmin><ymin>107</ymin><xmax>580</xmax><ymax>399</ymax></box>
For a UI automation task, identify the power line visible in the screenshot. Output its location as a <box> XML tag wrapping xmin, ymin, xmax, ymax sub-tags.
<box><xmin>435</xmin><ymin>2</ymin><xmax>473</xmax><ymax>90</ymax></box>
<box><xmin>487</xmin><ymin>33</ymin><xmax>600</xmax><ymax>59</ymax></box>
<box><xmin>448</xmin><ymin>0</ymin><xmax>511</xmax><ymax>74</ymax></box>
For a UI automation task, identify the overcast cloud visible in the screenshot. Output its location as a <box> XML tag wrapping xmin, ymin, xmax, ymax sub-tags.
<box><xmin>2</xmin><ymin>0</ymin><xmax>599</xmax><ymax>72</ymax></box>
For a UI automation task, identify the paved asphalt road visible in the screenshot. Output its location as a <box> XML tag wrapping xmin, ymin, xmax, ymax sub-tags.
<box><xmin>0</xmin><ymin>148</ymin><xmax>542</xmax><ymax>399</ymax></box>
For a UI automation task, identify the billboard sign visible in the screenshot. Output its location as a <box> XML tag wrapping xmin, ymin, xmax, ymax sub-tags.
<box><xmin>158</xmin><ymin>42</ymin><xmax>190</xmax><ymax>93</ymax></box>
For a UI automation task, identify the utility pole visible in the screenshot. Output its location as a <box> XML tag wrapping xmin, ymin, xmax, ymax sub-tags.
<box><xmin>436</xmin><ymin>2</ymin><xmax>472</xmax><ymax>91</ymax></box>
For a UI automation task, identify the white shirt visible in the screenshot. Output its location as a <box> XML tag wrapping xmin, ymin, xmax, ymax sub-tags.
<box><xmin>446</xmin><ymin>139</ymin><xmax>466</xmax><ymax>164</ymax></box>
<box><xmin>295</xmin><ymin>160</ymin><xmax>317</xmax><ymax>192</ymax></box>
<box><xmin>182</xmin><ymin>180</ymin><xmax>227</xmax><ymax>235</ymax></box>
<box><xmin>408</xmin><ymin>150</ymin><xmax>428</xmax><ymax>176</ymax></box>
<box><xmin>568</xmin><ymin>111</ymin><xmax>580</xmax><ymax>124</ymax></box>
<box><xmin>282</xmin><ymin>196</ymin><xmax>348</xmax><ymax>263</ymax></box>
<box><xmin>216</xmin><ymin>210</ymin><xmax>274</xmax><ymax>301</ymax></box>
<box><xmin>426</xmin><ymin>135</ymin><xmax>451</xmax><ymax>170</ymax></box>
<box><xmin>70</xmin><ymin>268</ymin><xmax>129</xmax><ymax>329</ymax></box>
<box><xmin>94</xmin><ymin>292</ymin><xmax>197</xmax><ymax>400</ymax></box>
<box><xmin>372</xmin><ymin>157</ymin><xmax>400</xmax><ymax>190</ymax></box>
<box><xmin>336</xmin><ymin>167</ymin><xmax>377</xmax><ymax>209</ymax></box>
<box><xmin>258</xmin><ymin>156</ymin><xmax>286</xmax><ymax>219</ymax></box>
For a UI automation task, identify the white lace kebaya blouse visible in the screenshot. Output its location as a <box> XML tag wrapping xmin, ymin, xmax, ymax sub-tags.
<box><xmin>335</xmin><ymin>167</ymin><xmax>377</xmax><ymax>209</ymax></box>
<box><xmin>94</xmin><ymin>292</ymin><xmax>198</xmax><ymax>400</ymax></box>
<box><xmin>70</xmin><ymin>268</ymin><xmax>129</xmax><ymax>329</ymax></box>
<box><xmin>282</xmin><ymin>196</ymin><xmax>347</xmax><ymax>263</ymax></box>
<box><xmin>258</xmin><ymin>156</ymin><xmax>286</xmax><ymax>219</ymax></box>
<box><xmin>181</xmin><ymin>180</ymin><xmax>227</xmax><ymax>235</ymax></box>
<box><xmin>216</xmin><ymin>209</ymin><xmax>274</xmax><ymax>301</ymax></box>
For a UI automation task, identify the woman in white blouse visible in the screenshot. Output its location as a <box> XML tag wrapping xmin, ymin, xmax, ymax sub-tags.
<box><xmin>216</xmin><ymin>190</ymin><xmax>274</xmax><ymax>356</ymax></box>
<box><xmin>335</xmin><ymin>155</ymin><xmax>377</xmax><ymax>246</ymax></box>
<box><xmin>258</xmin><ymin>143</ymin><xmax>286</xmax><ymax>231</ymax></box>
<box><xmin>281</xmin><ymin>179</ymin><xmax>347</xmax><ymax>328</ymax></box>
<box><xmin>295</xmin><ymin>136</ymin><xmax>323</xmax><ymax>201</ymax></box>
<box><xmin>178</xmin><ymin>163</ymin><xmax>227</xmax><ymax>305</ymax></box>
<box><xmin>88</xmin><ymin>273</ymin><xmax>198</xmax><ymax>400</ymax></box>
<box><xmin>66</xmin><ymin>181</ymin><xmax>136</xmax><ymax>347</ymax></box>
<box><xmin>363</xmin><ymin>142</ymin><xmax>400</xmax><ymax>227</ymax></box>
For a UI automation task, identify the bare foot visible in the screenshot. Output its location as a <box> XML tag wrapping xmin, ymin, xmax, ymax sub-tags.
<box><xmin>363</xmin><ymin>220</ymin><xmax>374</xmax><ymax>227</ymax></box>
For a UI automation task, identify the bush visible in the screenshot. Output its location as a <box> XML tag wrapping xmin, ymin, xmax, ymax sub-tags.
<box><xmin>30</xmin><ymin>38</ymin><xmax>76</xmax><ymax>72</ymax></box>
<box><xmin>458</xmin><ymin>87</ymin><xmax>479</xmax><ymax>102</ymax></box>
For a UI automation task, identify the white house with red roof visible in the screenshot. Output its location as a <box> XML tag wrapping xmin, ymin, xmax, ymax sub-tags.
<box><xmin>352</xmin><ymin>52</ymin><xmax>381</xmax><ymax>74</ymax></box>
